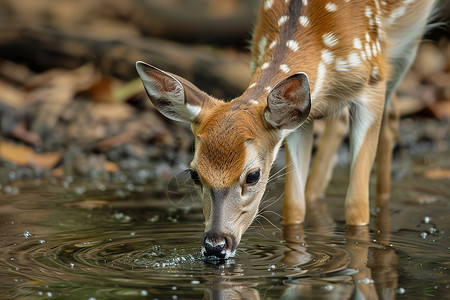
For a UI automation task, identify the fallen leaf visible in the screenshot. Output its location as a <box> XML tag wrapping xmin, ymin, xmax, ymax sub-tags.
<box><xmin>51</xmin><ymin>168</ymin><xmax>64</xmax><ymax>177</ymax></box>
<box><xmin>427</xmin><ymin>100</ymin><xmax>450</xmax><ymax>119</ymax></box>
<box><xmin>105</xmin><ymin>161</ymin><xmax>118</xmax><ymax>173</ymax></box>
<box><xmin>424</xmin><ymin>167</ymin><xmax>450</xmax><ymax>180</ymax></box>
<box><xmin>0</xmin><ymin>142</ymin><xmax>61</xmax><ymax>170</ymax></box>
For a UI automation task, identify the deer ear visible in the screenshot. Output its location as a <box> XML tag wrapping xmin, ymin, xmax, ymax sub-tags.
<box><xmin>264</xmin><ymin>72</ymin><xmax>311</xmax><ymax>130</ymax></box>
<box><xmin>136</xmin><ymin>61</ymin><xmax>210</xmax><ymax>123</ymax></box>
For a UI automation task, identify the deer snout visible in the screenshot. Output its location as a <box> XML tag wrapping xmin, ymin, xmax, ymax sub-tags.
<box><xmin>202</xmin><ymin>232</ymin><xmax>235</xmax><ymax>259</ymax></box>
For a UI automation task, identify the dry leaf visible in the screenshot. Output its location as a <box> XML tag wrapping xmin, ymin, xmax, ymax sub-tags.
<box><xmin>0</xmin><ymin>142</ymin><xmax>60</xmax><ymax>170</ymax></box>
<box><xmin>424</xmin><ymin>167</ymin><xmax>450</xmax><ymax>180</ymax></box>
<box><xmin>105</xmin><ymin>161</ymin><xmax>118</xmax><ymax>173</ymax></box>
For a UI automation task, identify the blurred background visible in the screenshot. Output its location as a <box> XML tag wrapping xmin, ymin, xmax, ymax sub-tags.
<box><xmin>0</xmin><ymin>0</ymin><xmax>448</xmax><ymax>183</ymax></box>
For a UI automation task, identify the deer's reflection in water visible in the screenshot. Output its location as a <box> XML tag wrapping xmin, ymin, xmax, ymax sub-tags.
<box><xmin>206</xmin><ymin>198</ymin><xmax>398</xmax><ymax>300</ymax></box>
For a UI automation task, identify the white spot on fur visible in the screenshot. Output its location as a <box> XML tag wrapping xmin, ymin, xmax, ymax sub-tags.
<box><xmin>265</xmin><ymin>86</ymin><xmax>271</xmax><ymax>92</ymax></box>
<box><xmin>286</xmin><ymin>40</ymin><xmax>300</xmax><ymax>51</ymax></box>
<box><xmin>311</xmin><ymin>62</ymin><xmax>326</xmax><ymax>101</ymax></box>
<box><xmin>376</xmin><ymin>40</ymin><xmax>381</xmax><ymax>51</ymax></box>
<box><xmin>371</xmin><ymin>66</ymin><xmax>379</xmax><ymax>79</ymax></box>
<box><xmin>323</xmin><ymin>32</ymin><xmax>339</xmax><ymax>47</ymax></box>
<box><xmin>365</xmin><ymin>7</ymin><xmax>373</xmax><ymax>18</ymax></box>
<box><xmin>354</xmin><ymin>38</ymin><xmax>362</xmax><ymax>50</ymax></box>
<box><xmin>278</xmin><ymin>16</ymin><xmax>288</xmax><ymax>27</ymax></box>
<box><xmin>321</xmin><ymin>49</ymin><xmax>334</xmax><ymax>65</ymax></box>
<box><xmin>250</xmin><ymin>99</ymin><xmax>259</xmax><ymax>105</ymax></box>
<box><xmin>302</xmin><ymin>0</ymin><xmax>308</xmax><ymax>5</ymax></box>
<box><xmin>249</xmin><ymin>82</ymin><xmax>256</xmax><ymax>89</ymax></box>
<box><xmin>269</xmin><ymin>39</ymin><xmax>277</xmax><ymax>49</ymax></box>
<box><xmin>280</xmin><ymin>64</ymin><xmax>290</xmax><ymax>73</ymax></box>
<box><xmin>360</xmin><ymin>50</ymin><xmax>367</xmax><ymax>61</ymax></box>
<box><xmin>264</xmin><ymin>0</ymin><xmax>274</xmax><ymax>10</ymax></box>
<box><xmin>261</xmin><ymin>62</ymin><xmax>270</xmax><ymax>69</ymax></box>
<box><xmin>299</xmin><ymin>16</ymin><xmax>310</xmax><ymax>27</ymax></box>
<box><xmin>325</xmin><ymin>3</ymin><xmax>337</xmax><ymax>12</ymax></box>
<box><xmin>365</xmin><ymin>43</ymin><xmax>372</xmax><ymax>58</ymax></box>
<box><xmin>365</xmin><ymin>33</ymin><xmax>371</xmax><ymax>42</ymax></box>
<box><xmin>375</xmin><ymin>15</ymin><xmax>381</xmax><ymax>27</ymax></box>
<box><xmin>372</xmin><ymin>43</ymin><xmax>377</xmax><ymax>56</ymax></box>
<box><xmin>336</xmin><ymin>59</ymin><xmax>349</xmax><ymax>72</ymax></box>
<box><xmin>388</xmin><ymin>6</ymin><xmax>407</xmax><ymax>25</ymax></box>
<box><xmin>374</xmin><ymin>0</ymin><xmax>380</xmax><ymax>10</ymax></box>
<box><xmin>348</xmin><ymin>53</ymin><xmax>361</xmax><ymax>67</ymax></box>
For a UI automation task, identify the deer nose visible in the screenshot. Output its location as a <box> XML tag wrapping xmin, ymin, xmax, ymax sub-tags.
<box><xmin>202</xmin><ymin>232</ymin><xmax>231</xmax><ymax>259</ymax></box>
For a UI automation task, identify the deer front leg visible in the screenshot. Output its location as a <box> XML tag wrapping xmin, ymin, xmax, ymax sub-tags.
<box><xmin>284</xmin><ymin>121</ymin><xmax>314</xmax><ymax>224</ymax></box>
<box><xmin>376</xmin><ymin>93</ymin><xmax>399</xmax><ymax>205</ymax></box>
<box><xmin>306</xmin><ymin>108</ymin><xmax>349</xmax><ymax>202</ymax></box>
<box><xmin>346</xmin><ymin>82</ymin><xmax>386</xmax><ymax>225</ymax></box>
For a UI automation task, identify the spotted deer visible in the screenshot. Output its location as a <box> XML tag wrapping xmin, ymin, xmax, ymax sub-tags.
<box><xmin>136</xmin><ymin>0</ymin><xmax>436</xmax><ymax>259</ymax></box>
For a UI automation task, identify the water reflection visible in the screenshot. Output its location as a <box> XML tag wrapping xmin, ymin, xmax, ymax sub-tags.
<box><xmin>205</xmin><ymin>195</ymin><xmax>399</xmax><ymax>300</ymax></box>
<box><xmin>0</xmin><ymin>176</ymin><xmax>448</xmax><ymax>299</ymax></box>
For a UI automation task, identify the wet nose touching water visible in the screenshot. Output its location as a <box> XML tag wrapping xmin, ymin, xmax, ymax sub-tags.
<box><xmin>0</xmin><ymin>145</ymin><xmax>448</xmax><ymax>299</ymax></box>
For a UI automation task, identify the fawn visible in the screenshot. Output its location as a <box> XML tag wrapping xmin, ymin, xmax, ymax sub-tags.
<box><xmin>136</xmin><ymin>0</ymin><xmax>436</xmax><ymax>259</ymax></box>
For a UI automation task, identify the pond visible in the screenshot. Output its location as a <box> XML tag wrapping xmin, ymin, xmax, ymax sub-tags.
<box><xmin>0</xmin><ymin>148</ymin><xmax>449</xmax><ymax>299</ymax></box>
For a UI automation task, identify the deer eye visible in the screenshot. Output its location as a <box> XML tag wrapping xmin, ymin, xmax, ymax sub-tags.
<box><xmin>245</xmin><ymin>169</ymin><xmax>261</xmax><ymax>185</ymax></box>
<box><xmin>189</xmin><ymin>170</ymin><xmax>201</xmax><ymax>185</ymax></box>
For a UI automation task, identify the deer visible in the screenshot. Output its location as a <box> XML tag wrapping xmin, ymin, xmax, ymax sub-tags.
<box><xmin>136</xmin><ymin>0</ymin><xmax>436</xmax><ymax>260</ymax></box>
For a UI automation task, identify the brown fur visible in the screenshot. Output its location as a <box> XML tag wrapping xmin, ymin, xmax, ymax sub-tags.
<box><xmin>195</xmin><ymin>101</ymin><xmax>265</xmax><ymax>188</ymax></box>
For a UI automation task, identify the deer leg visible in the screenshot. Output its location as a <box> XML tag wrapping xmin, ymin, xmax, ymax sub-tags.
<box><xmin>306</xmin><ymin>108</ymin><xmax>349</xmax><ymax>202</ymax></box>
<box><xmin>376</xmin><ymin>93</ymin><xmax>399</xmax><ymax>205</ymax></box>
<box><xmin>345</xmin><ymin>82</ymin><xmax>386</xmax><ymax>225</ymax></box>
<box><xmin>284</xmin><ymin>121</ymin><xmax>314</xmax><ymax>224</ymax></box>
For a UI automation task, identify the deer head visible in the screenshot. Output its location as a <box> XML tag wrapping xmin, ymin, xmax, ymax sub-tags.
<box><xmin>136</xmin><ymin>61</ymin><xmax>310</xmax><ymax>259</ymax></box>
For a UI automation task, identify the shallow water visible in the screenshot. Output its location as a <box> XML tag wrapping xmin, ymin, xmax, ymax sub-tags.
<box><xmin>0</xmin><ymin>151</ymin><xmax>449</xmax><ymax>299</ymax></box>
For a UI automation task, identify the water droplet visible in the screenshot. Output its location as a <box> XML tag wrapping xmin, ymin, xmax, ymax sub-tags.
<box><xmin>74</xmin><ymin>186</ymin><xmax>87</xmax><ymax>195</ymax></box>
<box><xmin>88</xmin><ymin>297</ymin><xmax>96</xmax><ymax>300</ymax></box>
<box><xmin>397</xmin><ymin>287</ymin><xmax>405</xmax><ymax>294</ymax></box>
<box><xmin>172</xmin><ymin>296</ymin><xmax>178</xmax><ymax>300</ymax></box>
<box><xmin>38</xmin><ymin>291</ymin><xmax>43</xmax><ymax>296</ymax></box>
<box><xmin>358</xmin><ymin>278</ymin><xmax>374</xmax><ymax>284</ymax></box>
<box><xmin>39</xmin><ymin>240</ymin><xmax>46</xmax><ymax>244</ymax></box>
<box><xmin>4</xmin><ymin>186</ymin><xmax>19</xmax><ymax>194</ymax></box>
<box><xmin>20</xmin><ymin>231</ymin><xmax>33</xmax><ymax>238</ymax></box>
<box><xmin>424</xmin><ymin>216</ymin><xmax>431</xmax><ymax>224</ymax></box>
<box><xmin>420</xmin><ymin>232</ymin><xmax>428</xmax><ymax>239</ymax></box>
<box><xmin>324</xmin><ymin>285</ymin><xmax>334</xmax><ymax>291</ymax></box>
<box><xmin>69</xmin><ymin>263</ymin><xmax>75</xmax><ymax>268</ymax></box>
<box><xmin>140</xmin><ymin>290</ymin><xmax>148</xmax><ymax>296</ymax></box>
<box><xmin>47</xmin><ymin>292</ymin><xmax>53</xmax><ymax>297</ymax></box>
<box><xmin>149</xmin><ymin>215</ymin><xmax>160</xmax><ymax>222</ymax></box>
<box><xmin>190</xmin><ymin>280</ymin><xmax>200</xmax><ymax>285</ymax></box>
<box><xmin>130</xmin><ymin>232</ymin><xmax>136</xmax><ymax>236</ymax></box>
<box><xmin>126</xmin><ymin>183</ymin><xmax>135</xmax><ymax>191</ymax></box>
<box><xmin>172</xmin><ymin>286</ymin><xmax>177</xmax><ymax>290</ymax></box>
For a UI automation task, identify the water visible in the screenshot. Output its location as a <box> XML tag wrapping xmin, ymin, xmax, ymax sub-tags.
<box><xmin>0</xmin><ymin>153</ymin><xmax>449</xmax><ymax>299</ymax></box>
